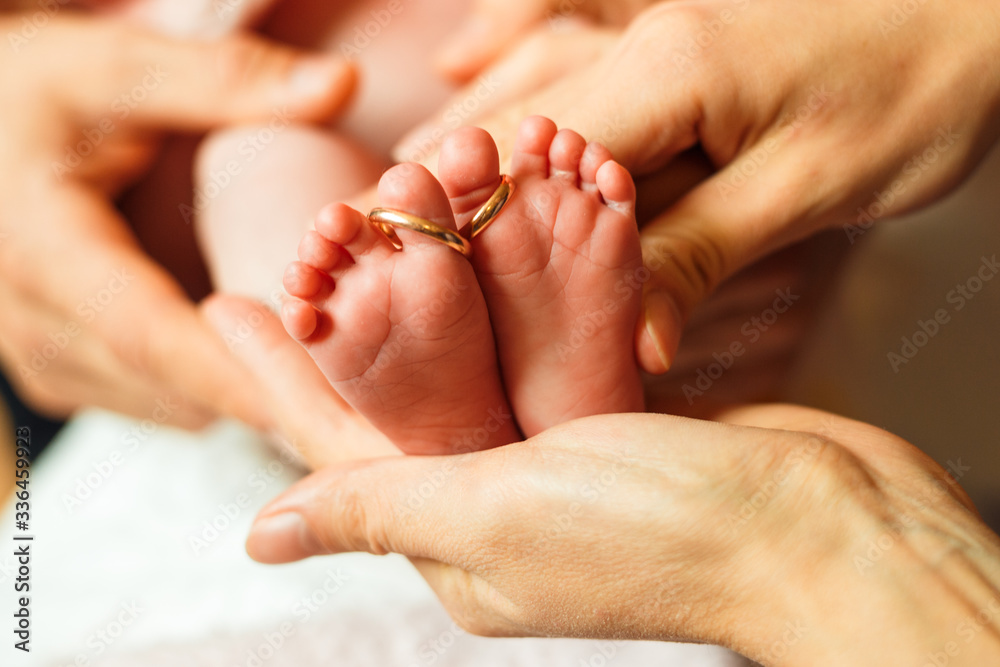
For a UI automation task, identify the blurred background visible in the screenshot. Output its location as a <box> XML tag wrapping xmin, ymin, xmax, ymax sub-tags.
<box><xmin>786</xmin><ymin>140</ymin><xmax>1000</xmax><ymax>531</ymax></box>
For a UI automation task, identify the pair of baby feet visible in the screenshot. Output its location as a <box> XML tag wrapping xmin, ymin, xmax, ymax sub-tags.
<box><xmin>282</xmin><ymin>117</ymin><xmax>645</xmax><ymax>454</ymax></box>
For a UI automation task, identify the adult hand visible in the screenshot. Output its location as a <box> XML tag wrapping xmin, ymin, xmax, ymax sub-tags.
<box><xmin>201</xmin><ymin>295</ymin><xmax>397</xmax><ymax>468</ymax></box>
<box><xmin>397</xmin><ymin>22</ymin><xmax>620</xmax><ymax>164</ymax></box>
<box><xmin>246</xmin><ymin>405</ymin><xmax>1000</xmax><ymax>665</ymax></box>
<box><xmin>433</xmin><ymin>0</ymin><xmax>655</xmax><ymax>81</ymax></box>
<box><xmin>402</xmin><ymin>0</ymin><xmax>1000</xmax><ymax>374</ymax></box>
<box><xmin>0</xmin><ymin>14</ymin><xmax>355</xmax><ymax>427</ymax></box>
<box><xmin>71</xmin><ymin>0</ymin><xmax>278</xmax><ymax>38</ymax></box>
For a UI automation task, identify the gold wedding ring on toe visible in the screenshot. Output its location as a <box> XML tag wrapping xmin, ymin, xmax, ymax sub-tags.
<box><xmin>467</xmin><ymin>175</ymin><xmax>515</xmax><ymax>239</ymax></box>
<box><xmin>366</xmin><ymin>175</ymin><xmax>515</xmax><ymax>258</ymax></box>
<box><xmin>368</xmin><ymin>208</ymin><xmax>473</xmax><ymax>258</ymax></box>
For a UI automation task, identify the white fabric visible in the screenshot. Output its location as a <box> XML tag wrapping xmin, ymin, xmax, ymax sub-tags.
<box><xmin>0</xmin><ymin>410</ymin><xmax>747</xmax><ymax>666</ymax></box>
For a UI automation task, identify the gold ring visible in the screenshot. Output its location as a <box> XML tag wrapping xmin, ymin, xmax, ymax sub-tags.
<box><xmin>467</xmin><ymin>175</ymin><xmax>515</xmax><ymax>239</ymax></box>
<box><xmin>368</xmin><ymin>208</ymin><xmax>473</xmax><ymax>258</ymax></box>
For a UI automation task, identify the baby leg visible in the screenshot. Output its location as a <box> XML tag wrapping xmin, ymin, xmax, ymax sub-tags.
<box><xmin>194</xmin><ymin>124</ymin><xmax>385</xmax><ymax>305</ymax></box>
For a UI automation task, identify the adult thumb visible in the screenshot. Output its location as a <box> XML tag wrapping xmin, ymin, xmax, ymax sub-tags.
<box><xmin>246</xmin><ymin>453</ymin><xmax>485</xmax><ymax>564</ymax></box>
<box><xmin>637</xmin><ymin>143</ymin><xmax>823</xmax><ymax>374</ymax></box>
<box><xmin>434</xmin><ymin>0</ymin><xmax>550</xmax><ymax>82</ymax></box>
<box><xmin>29</xmin><ymin>16</ymin><xmax>357</xmax><ymax>130</ymax></box>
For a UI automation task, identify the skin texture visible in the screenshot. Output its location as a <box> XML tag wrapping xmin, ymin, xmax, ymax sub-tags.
<box><xmin>202</xmin><ymin>296</ymin><xmax>397</xmax><ymax>468</ymax></box>
<box><xmin>245</xmin><ymin>405</ymin><xmax>1000</xmax><ymax>666</ymax></box>
<box><xmin>281</xmin><ymin>163</ymin><xmax>522</xmax><ymax>456</ymax></box>
<box><xmin>433</xmin><ymin>0</ymin><xmax>656</xmax><ymax>81</ymax></box>
<box><xmin>283</xmin><ymin>119</ymin><xmax>643</xmax><ymax>446</ymax></box>
<box><xmin>439</xmin><ymin>119</ymin><xmax>644</xmax><ymax>436</ymax></box>
<box><xmin>399</xmin><ymin>0</ymin><xmax>1000</xmax><ymax>375</ymax></box>
<box><xmin>0</xmin><ymin>14</ymin><xmax>355</xmax><ymax>431</ymax></box>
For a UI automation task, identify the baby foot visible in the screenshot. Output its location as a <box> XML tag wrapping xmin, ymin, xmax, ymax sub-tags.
<box><xmin>439</xmin><ymin>116</ymin><xmax>645</xmax><ymax>437</ymax></box>
<box><xmin>282</xmin><ymin>163</ymin><xmax>519</xmax><ymax>455</ymax></box>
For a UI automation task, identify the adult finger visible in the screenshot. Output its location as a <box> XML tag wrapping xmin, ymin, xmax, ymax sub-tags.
<box><xmin>434</xmin><ymin>0</ymin><xmax>551</xmax><ymax>82</ymax></box>
<box><xmin>427</xmin><ymin>8</ymin><xmax>709</xmax><ymax>173</ymax></box>
<box><xmin>246</xmin><ymin>411</ymin><xmax>777</xmax><ymax>563</ymax></box>
<box><xmin>249</xmin><ymin>456</ymin><xmax>514</xmax><ymax>636</ymax></box>
<box><xmin>4</xmin><ymin>185</ymin><xmax>272</xmax><ymax>428</ymax></box>
<box><xmin>396</xmin><ymin>25</ymin><xmax>617</xmax><ymax>163</ymax></box>
<box><xmin>9</xmin><ymin>15</ymin><xmax>356</xmax><ymax>132</ymax></box>
<box><xmin>0</xmin><ymin>291</ymin><xmax>207</xmax><ymax>428</ymax></box>
<box><xmin>246</xmin><ymin>451</ymin><xmax>490</xmax><ymax>564</ymax></box>
<box><xmin>434</xmin><ymin>0</ymin><xmax>651</xmax><ymax>82</ymax></box>
<box><xmin>202</xmin><ymin>295</ymin><xmax>397</xmax><ymax>469</ymax></box>
<box><xmin>636</xmin><ymin>136</ymin><xmax>832</xmax><ymax>373</ymax></box>
<box><xmin>82</xmin><ymin>0</ymin><xmax>279</xmax><ymax>39</ymax></box>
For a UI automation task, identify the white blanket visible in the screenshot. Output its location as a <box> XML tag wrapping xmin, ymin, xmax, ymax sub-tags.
<box><xmin>1</xmin><ymin>410</ymin><xmax>748</xmax><ymax>667</ymax></box>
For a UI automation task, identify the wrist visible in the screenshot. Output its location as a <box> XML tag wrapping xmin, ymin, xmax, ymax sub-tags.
<box><xmin>750</xmin><ymin>466</ymin><xmax>1000</xmax><ymax>665</ymax></box>
<box><xmin>788</xmin><ymin>523</ymin><xmax>1000</xmax><ymax>666</ymax></box>
<box><xmin>693</xmin><ymin>432</ymin><xmax>1000</xmax><ymax>666</ymax></box>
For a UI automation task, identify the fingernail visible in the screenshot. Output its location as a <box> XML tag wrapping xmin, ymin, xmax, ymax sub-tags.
<box><xmin>246</xmin><ymin>512</ymin><xmax>326</xmax><ymax>563</ymax></box>
<box><xmin>643</xmin><ymin>290</ymin><xmax>682</xmax><ymax>373</ymax></box>
<box><xmin>288</xmin><ymin>57</ymin><xmax>346</xmax><ymax>100</ymax></box>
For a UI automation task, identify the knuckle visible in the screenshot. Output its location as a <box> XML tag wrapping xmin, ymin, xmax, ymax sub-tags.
<box><xmin>626</xmin><ymin>3</ymin><xmax>733</xmax><ymax>82</ymax></box>
<box><xmin>333</xmin><ymin>485</ymin><xmax>392</xmax><ymax>555</ymax></box>
<box><xmin>643</xmin><ymin>229</ymin><xmax>729</xmax><ymax>314</ymax></box>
